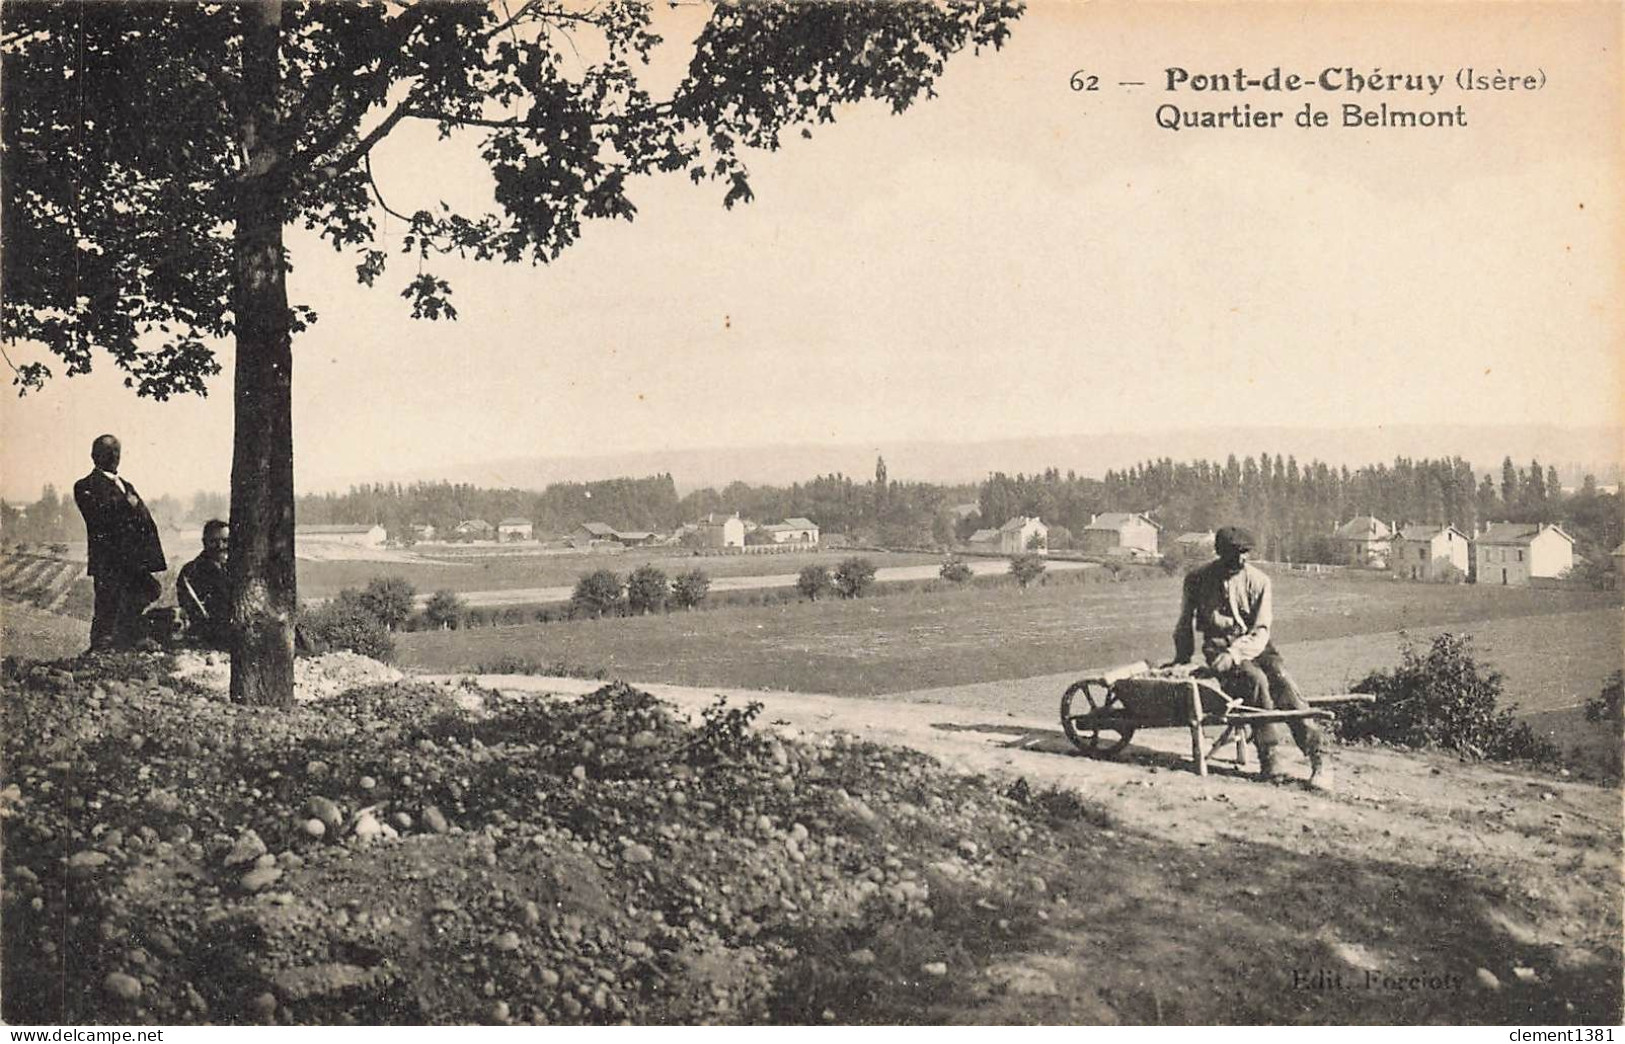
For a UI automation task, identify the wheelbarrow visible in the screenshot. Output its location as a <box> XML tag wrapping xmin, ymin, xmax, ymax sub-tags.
<box><xmin>1059</xmin><ymin>661</ymin><xmax>1374</xmax><ymax>776</ymax></box>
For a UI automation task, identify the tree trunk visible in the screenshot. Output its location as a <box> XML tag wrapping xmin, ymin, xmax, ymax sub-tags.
<box><xmin>229</xmin><ymin>0</ymin><xmax>296</xmax><ymax>706</ymax></box>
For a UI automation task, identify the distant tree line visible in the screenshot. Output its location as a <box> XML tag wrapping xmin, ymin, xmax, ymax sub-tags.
<box><xmin>7</xmin><ymin>454</ymin><xmax>1618</xmax><ymax>572</ymax></box>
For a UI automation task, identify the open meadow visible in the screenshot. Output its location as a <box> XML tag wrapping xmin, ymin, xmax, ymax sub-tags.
<box><xmin>396</xmin><ymin>573</ymin><xmax>1624</xmax><ymax>727</ymax></box>
<box><xmin>297</xmin><ymin>547</ymin><xmax>945</xmax><ymax>600</ymax></box>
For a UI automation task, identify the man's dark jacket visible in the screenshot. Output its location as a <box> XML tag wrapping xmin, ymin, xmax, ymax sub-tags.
<box><xmin>73</xmin><ymin>470</ymin><xmax>167</xmax><ymax>577</ymax></box>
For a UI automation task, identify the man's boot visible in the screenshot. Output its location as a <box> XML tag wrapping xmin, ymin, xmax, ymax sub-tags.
<box><xmin>1307</xmin><ymin>750</ymin><xmax>1335</xmax><ymax>792</ymax></box>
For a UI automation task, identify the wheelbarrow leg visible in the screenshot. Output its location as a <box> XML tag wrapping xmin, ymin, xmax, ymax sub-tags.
<box><xmin>1206</xmin><ymin>724</ymin><xmax>1250</xmax><ymax>765</ymax></box>
<box><xmin>1187</xmin><ymin>681</ymin><xmax>1208</xmax><ymax>777</ymax></box>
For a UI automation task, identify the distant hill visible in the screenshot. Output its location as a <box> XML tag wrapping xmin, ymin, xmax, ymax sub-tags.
<box><xmin>321</xmin><ymin>424</ymin><xmax>1624</xmax><ymax>494</ymax></box>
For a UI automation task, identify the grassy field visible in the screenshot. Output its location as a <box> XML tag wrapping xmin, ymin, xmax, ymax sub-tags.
<box><xmin>396</xmin><ymin>573</ymin><xmax>1624</xmax><ymax>708</ymax></box>
<box><xmin>297</xmin><ymin>548</ymin><xmax>943</xmax><ymax>599</ymax></box>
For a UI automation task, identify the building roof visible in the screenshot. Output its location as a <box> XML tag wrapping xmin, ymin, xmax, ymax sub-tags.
<box><xmin>1175</xmin><ymin>531</ymin><xmax>1215</xmax><ymax>544</ymax></box>
<box><xmin>998</xmin><ymin>515</ymin><xmax>1045</xmax><ymax>533</ymax></box>
<box><xmin>1335</xmin><ymin>516</ymin><xmax>1393</xmax><ymax>540</ymax></box>
<box><xmin>697</xmin><ymin>513</ymin><xmax>739</xmax><ymax>526</ymax></box>
<box><xmin>1612</xmin><ymin>543</ymin><xmax>1625</xmax><ymax>557</ymax></box>
<box><xmin>783</xmin><ymin>517</ymin><xmax>818</xmax><ymax>529</ymax></box>
<box><xmin>456</xmin><ymin>519</ymin><xmax>491</xmax><ymax>530</ymax></box>
<box><xmin>949</xmin><ymin>503</ymin><xmax>980</xmax><ymax>520</ymax></box>
<box><xmin>297</xmin><ymin>523</ymin><xmax>380</xmax><ymax>535</ymax></box>
<box><xmin>1476</xmin><ymin>522</ymin><xmax>1574</xmax><ymax>546</ymax></box>
<box><xmin>1085</xmin><ymin>512</ymin><xmax>1160</xmax><ymax>532</ymax></box>
<box><xmin>1397</xmin><ymin>523</ymin><xmax>1465</xmax><ymax>542</ymax></box>
<box><xmin>615</xmin><ymin>531</ymin><xmax>654</xmax><ymax>541</ymax></box>
<box><xmin>578</xmin><ymin>521</ymin><xmax>618</xmax><ymax>536</ymax></box>
<box><xmin>497</xmin><ymin>517</ymin><xmax>532</xmax><ymax>527</ymax></box>
<box><xmin>968</xmin><ymin>528</ymin><xmax>1000</xmax><ymax>543</ymax></box>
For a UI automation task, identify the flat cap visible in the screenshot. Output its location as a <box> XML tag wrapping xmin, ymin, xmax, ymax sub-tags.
<box><xmin>1214</xmin><ymin>526</ymin><xmax>1256</xmax><ymax>552</ymax></box>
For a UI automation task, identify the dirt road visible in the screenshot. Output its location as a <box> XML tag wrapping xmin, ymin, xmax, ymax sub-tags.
<box><xmin>420</xmin><ymin>668</ymin><xmax>1623</xmax><ymax>1021</ymax></box>
<box><xmin>413</xmin><ymin>557</ymin><xmax>1094</xmax><ymax>608</ymax></box>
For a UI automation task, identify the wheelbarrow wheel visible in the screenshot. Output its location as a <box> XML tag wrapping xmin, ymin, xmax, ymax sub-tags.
<box><xmin>1061</xmin><ymin>680</ymin><xmax>1135</xmax><ymax>756</ymax></box>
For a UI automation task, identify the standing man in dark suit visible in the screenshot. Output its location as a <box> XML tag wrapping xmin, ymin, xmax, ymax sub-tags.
<box><xmin>73</xmin><ymin>434</ymin><xmax>167</xmax><ymax>651</ymax></box>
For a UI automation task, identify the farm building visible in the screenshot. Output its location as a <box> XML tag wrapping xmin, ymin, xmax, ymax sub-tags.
<box><xmin>614</xmin><ymin>530</ymin><xmax>659</xmax><ymax>547</ymax></box>
<box><xmin>1333</xmin><ymin>516</ymin><xmax>1394</xmax><ymax>568</ymax></box>
<box><xmin>570</xmin><ymin>521</ymin><xmax>621</xmax><ymax>547</ymax></box>
<box><xmin>693</xmin><ymin>513</ymin><xmax>745</xmax><ymax>549</ymax></box>
<box><xmin>966</xmin><ymin>528</ymin><xmax>1001</xmax><ymax>550</ymax></box>
<box><xmin>997</xmin><ymin>516</ymin><xmax>1048</xmax><ymax>555</ymax></box>
<box><xmin>1080</xmin><ymin>513</ymin><xmax>1159</xmax><ymax>557</ymax></box>
<box><xmin>1472</xmin><ymin>522</ymin><xmax>1574</xmax><ymax>586</ymax></box>
<box><xmin>947</xmin><ymin>503</ymin><xmax>981</xmax><ymax>522</ymax></box>
<box><xmin>759</xmin><ymin>517</ymin><xmax>820</xmax><ymax>545</ymax></box>
<box><xmin>454</xmin><ymin>519</ymin><xmax>493</xmax><ymax>540</ymax></box>
<box><xmin>1173</xmin><ymin>531</ymin><xmax>1216</xmax><ymax>558</ymax></box>
<box><xmin>296</xmin><ymin>523</ymin><xmax>386</xmax><ymax>548</ymax></box>
<box><xmin>410</xmin><ymin>522</ymin><xmax>437</xmax><ymax>542</ymax></box>
<box><xmin>497</xmin><ymin>518</ymin><xmax>534</xmax><ymax>542</ymax></box>
<box><xmin>1392</xmin><ymin>524</ymin><xmax>1470</xmax><ymax>581</ymax></box>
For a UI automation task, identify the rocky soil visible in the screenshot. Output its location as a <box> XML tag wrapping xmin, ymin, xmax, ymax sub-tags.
<box><xmin>3</xmin><ymin>651</ymin><xmax>1620</xmax><ymax>1026</ymax></box>
<box><xmin>4</xmin><ymin>652</ymin><xmax>1116</xmax><ymax>1025</ymax></box>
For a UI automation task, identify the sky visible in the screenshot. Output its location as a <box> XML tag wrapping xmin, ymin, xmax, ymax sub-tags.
<box><xmin>4</xmin><ymin>1</ymin><xmax>1621</xmax><ymax>502</ymax></box>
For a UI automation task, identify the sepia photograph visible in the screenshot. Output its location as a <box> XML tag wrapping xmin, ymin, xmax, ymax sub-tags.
<box><xmin>2</xmin><ymin>0</ymin><xmax>1621</xmax><ymax>1031</ymax></box>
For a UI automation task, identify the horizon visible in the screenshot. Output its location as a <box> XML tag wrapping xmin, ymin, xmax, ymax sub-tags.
<box><xmin>4</xmin><ymin>4</ymin><xmax>1621</xmax><ymax>504</ymax></box>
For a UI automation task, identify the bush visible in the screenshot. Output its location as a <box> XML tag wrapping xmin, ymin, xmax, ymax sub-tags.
<box><xmin>359</xmin><ymin>576</ymin><xmax>416</xmax><ymax>630</ymax></box>
<box><xmin>832</xmin><ymin>557</ymin><xmax>877</xmax><ymax>599</ymax></box>
<box><xmin>938</xmin><ymin>557</ymin><xmax>974</xmax><ymax>584</ymax></box>
<box><xmin>1585</xmin><ymin>671</ymin><xmax>1623</xmax><ymax>724</ymax></box>
<box><xmin>671</xmin><ymin>568</ymin><xmax>711</xmax><ymax>610</ymax></box>
<box><xmin>572</xmin><ymin>569</ymin><xmax>625</xmax><ymax>619</ymax></box>
<box><xmin>423</xmin><ymin>589</ymin><xmax>468</xmax><ymax>630</ymax></box>
<box><xmin>626</xmin><ymin>564</ymin><xmax>670</xmax><ymax>615</ymax></box>
<box><xmin>1335</xmin><ymin>632</ymin><xmax>1557</xmax><ymax>762</ymax></box>
<box><xmin>1009</xmin><ymin>553</ymin><xmax>1046</xmax><ymax>588</ymax></box>
<box><xmin>797</xmin><ymin>564</ymin><xmax>833</xmax><ymax>601</ymax></box>
<box><xmin>299</xmin><ymin>590</ymin><xmax>396</xmax><ymax>662</ymax></box>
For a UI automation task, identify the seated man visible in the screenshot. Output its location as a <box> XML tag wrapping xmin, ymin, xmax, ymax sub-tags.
<box><xmin>1172</xmin><ymin>526</ymin><xmax>1332</xmax><ymax>789</ymax></box>
<box><xmin>177</xmin><ymin>519</ymin><xmax>231</xmax><ymax>649</ymax></box>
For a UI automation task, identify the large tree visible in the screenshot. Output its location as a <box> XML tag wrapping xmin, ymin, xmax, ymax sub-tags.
<box><xmin>3</xmin><ymin>0</ymin><xmax>1019</xmax><ymax>704</ymax></box>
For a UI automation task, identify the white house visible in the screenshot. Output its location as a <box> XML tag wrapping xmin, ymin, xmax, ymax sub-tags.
<box><xmin>1081</xmin><ymin>513</ymin><xmax>1160</xmax><ymax>556</ymax></box>
<box><xmin>454</xmin><ymin>519</ymin><xmax>493</xmax><ymax>541</ymax></box>
<box><xmin>296</xmin><ymin>523</ymin><xmax>386</xmax><ymax>548</ymax></box>
<box><xmin>694</xmin><ymin>512</ymin><xmax>745</xmax><ymax>549</ymax></box>
<box><xmin>997</xmin><ymin>516</ymin><xmax>1048</xmax><ymax>555</ymax></box>
<box><xmin>497</xmin><ymin>517</ymin><xmax>534</xmax><ymax>542</ymax></box>
<box><xmin>1473</xmin><ymin>523</ymin><xmax>1575</xmax><ymax>586</ymax></box>
<box><xmin>1392</xmin><ymin>524</ymin><xmax>1470</xmax><ymax>581</ymax></box>
<box><xmin>1333</xmin><ymin>516</ymin><xmax>1394</xmax><ymax>568</ymax></box>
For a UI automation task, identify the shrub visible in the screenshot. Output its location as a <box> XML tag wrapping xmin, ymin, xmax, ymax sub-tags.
<box><xmin>473</xmin><ymin>655</ymin><xmax>608</xmax><ymax>680</ymax></box>
<box><xmin>1009</xmin><ymin>553</ymin><xmax>1046</xmax><ymax>588</ymax></box>
<box><xmin>572</xmin><ymin>569</ymin><xmax>625</xmax><ymax>619</ymax></box>
<box><xmin>832</xmin><ymin>557</ymin><xmax>877</xmax><ymax>599</ymax></box>
<box><xmin>797</xmin><ymin>564</ymin><xmax>833</xmax><ymax>601</ymax></box>
<box><xmin>938</xmin><ymin>557</ymin><xmax>974</xmax><ymax>584</ymax></box>
<box><xmin>423</xmin><ymin>589</ymin><xmax>468</xmax><ymax>630</ymax></box>
<box><xmin>1585</xmin><ymin>671</ymin><xmax>1623</xmax><ymax>724</ymax></box>
<box><xmin>1335</xmin><ymin>632</ymin><xmax>1557</xmax><ymax>762</ymax></box>
<box><xmin>626</xmin><ymin>564</ymin><xmax>670</xmax><ymax>615</ymax></box>
<box><xmin>671</xmin><ymin>568</ymin><xmax>711</xmax><ymax>610</ymax></box>
<box><xmin>359</xmin><ymin>576</ymin><xmax>416</xmax><ymax>630</ymax></box>
<box><xmin>299</xmin><ymin>590</ymin><xmax>396</xmax><ymax>662</ymax></box>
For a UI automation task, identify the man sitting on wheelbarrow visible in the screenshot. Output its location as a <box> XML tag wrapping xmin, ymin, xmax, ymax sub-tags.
<box><xmin>1171</xmin><ymin>526</ymin><xmax>1333</xmax><ymax>791</ymax></box>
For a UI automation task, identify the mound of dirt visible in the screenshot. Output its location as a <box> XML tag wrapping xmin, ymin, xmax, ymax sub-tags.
<box><xmin>170</xmin><ymin>649</ymin><xmax>403</xmax><ymax>703</ymax></box>
<box><xmin>1</xmin><ymin>654</ymin><xmax>1090</xmax><ymax>1026</ymax></box>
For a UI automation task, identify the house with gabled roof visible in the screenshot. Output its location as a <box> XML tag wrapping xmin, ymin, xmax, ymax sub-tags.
<box><xmin>454</xmin><ymin>519</ymin><xmax>493</xmax><ymax>541</ymax></box>
<box><xmin>1392</xmin><ymin>523</ymin><xmax>1470</xmax><ymax>581</ymax></box>
<box><xmin>692</xmin><ymin>512</ymin><xmax>745</xmax><ymax>549</ymax></box>
<box><xmin>1333</xmin><ymin>516</ymin><xmax>1394</xmax><ymax>568</ymax></box>
<box><xmin>759</xmin><ymin>517</ymin><xmax>820</xmax><ymax>545</ymax></box>
<box><xmin>1473</xmin><ymin>522</ymin><xmax>1574</xmax><ymax>586</ymax></box>
<box><xmin>967</xmin><ymin>527</ymin><xmax>1001</xmax><ymax>549</ymax></box>
<box><xmin>497</xmin><ymin>517</ymin><xmax>534</xmax><ymax>542</ymax></box>
<box><xmin>1080</xmin><ymin>512</ymin><xmax>1160</xmax><ymax>557</ymax></box>
<box><xmin>997</xmin><ymin>516</ymin><xmax>1048</xmax><ymax>555</ymax></box>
